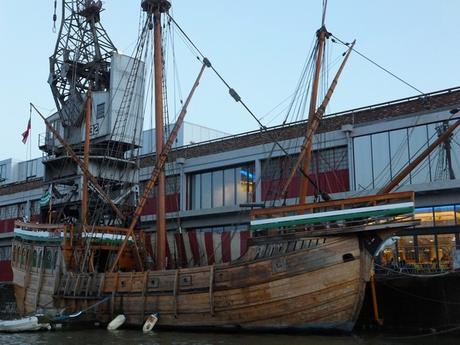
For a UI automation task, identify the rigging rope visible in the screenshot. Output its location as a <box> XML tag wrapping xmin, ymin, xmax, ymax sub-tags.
<box><xmin>330</xmin><ymin>34</ymin><xmax>425</xmax><ymax>95</ymax></box>
<box><xmin>168</xmin><ymin>13</ymin><xmax>342</xmax><ymax>202</ymax></box>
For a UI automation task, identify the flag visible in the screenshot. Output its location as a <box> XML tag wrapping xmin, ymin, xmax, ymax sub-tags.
<box><xmin>22</xmin><ymin>118</ymin><xmax>31</xmax><ymax>144</ymax></box>
<box><xmin>39</xmin><ymin>184</ymin><xmax>53</xmax><ymax>206</ymax></box>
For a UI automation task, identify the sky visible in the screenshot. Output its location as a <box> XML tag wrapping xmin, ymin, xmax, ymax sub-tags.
<box><xmin>0</xmin><ymin>1</ymin><xmax>459</xmax><ymax>161</ymax></box>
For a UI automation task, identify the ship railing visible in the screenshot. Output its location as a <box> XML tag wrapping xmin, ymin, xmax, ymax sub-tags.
<box><xmin>249</xmin><ymin>191</ymin><xmax>416</xmax><ymax>234</ymax></box>
<box><xmin>251</xmin><ymin>191</ymin><xmax>415</xmax><ymax>219</ymax></box>
<box><xmin>375</xmin><ymin>262</ymin><xmax>452</xmax><ymax>277</ymax></box>
<box><xmin>80</xmin><ymin>225</ymin><xmax>137</xmax><ymax>247</ymax></box>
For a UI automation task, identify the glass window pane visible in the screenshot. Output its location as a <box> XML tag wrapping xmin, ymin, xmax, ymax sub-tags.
<box><xmin>408</xmin><ymin>125</ymin><xmax>430</xmax><ymax>184</ymax></box>
<box><xmin>236</xmin><ymin>167</ymin><xmax>255</xmax><ymax>204</ymax></box>
<box><xmin>236</xmin><ymin>167</ymin><xmax>247</xmax><ymax>204</ymax></box>
<box><xmin>456</xmin><ymin>205</ymin><xmax>460</xmax><ymax>225</ymax></box>
<box><xmin>437</xmin><ymin>234</ymin><xmax>455</xmax><ymax>270</ymax></box>
<box><xmin>398</xmin><ymin>236</ymin><xmax>416</xmax><ymax>265</ymax></box>
<box><xmin>415</xmin><ymin>207</ymin><xmax>434</xmax><ymax>227</ymax></box>
<box><xmin>353</xmin><ymin>136</ymin><xmax>373</xmax><ymax>190</ymax></box>
<box><xmin>427</xmin><ymin>123</ymin><xmax>441</xmax><ymax>182</ymax></box>
<box><xmin>379</xmin><ymin>241</ymin><xmax>397</xmax><ymax>266</ymax></box>
<box><xmin>212</xmin><ymin>171</ymin><xmax>223</xmax><ymax>208</ymax></box>
<box><xmin>389</xmin><ymin>129</ymin><xmax>410</xmax><ymax>185</ymax></box>
<box><xmin>224</xmin><ymin>169</ymin><xmax>235</xmax><ymax>206</ymax></box>
<box><xmin>452</xmin><ymin>120</ymin><xmax>460</xmax><ymax>179</ymax></box>
<box><xmin>371</xmin><ymin>132</ymin><xmax>391</xmax><ymax>188</ymax></box>
<box><xmin>191</xmin><ymin>174</ymin><xmax>201</xmax><ymax>210</ymax></box>
<box><xmin>334</xmin><ymin>146</ymin><xmax>348</xmax><ymax>170</ymax></box>
<box><xmin>417</xmin><ymin>235</ymin><xmax>436</xmax><ymax>264</ymax></box>
<box><xmin>201</xmin><ymin>172</ymin><xmax>212</xmax><ymax>209</ymax></box>
<box><xmin>434</xmin><ymin>205</ymin><xmax>455</xmax><ymax>226</ymax></box>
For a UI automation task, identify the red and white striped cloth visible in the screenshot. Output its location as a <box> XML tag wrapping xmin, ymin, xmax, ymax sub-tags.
<box><xmin>145</xmin><ymin>229</ymin><xmax>251</xmax><ymax>268</ymax></box>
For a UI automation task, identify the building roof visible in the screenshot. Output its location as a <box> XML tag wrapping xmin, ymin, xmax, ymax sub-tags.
<box><xmin>140</xmin><ymin>86</ymin><xmax>460</xmax><ymax>167</ymax></box>
<box><xmin>1</xmin><ymin>86</ymin><xmax>460</xmax><ymax>196</ymax></box>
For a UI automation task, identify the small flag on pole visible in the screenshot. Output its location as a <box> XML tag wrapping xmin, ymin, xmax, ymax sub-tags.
<box><xmin>22</xmin><ymin>118</ymin><xmax>31</xmax><ymax>144</ymax></box>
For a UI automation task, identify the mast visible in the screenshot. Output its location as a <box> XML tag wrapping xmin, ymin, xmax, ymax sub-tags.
<box><xmin>142</xmin><ymin>0</ymin><xmax>171</xmax><ymax>270</ymax></box>
<box><xmin>280</xmin><ymin>41</ymin><xmax>355</xmax><ymax>199</ymax></box>
<box><xmin>298</xmin><ymin>27</ymin><xmax>327</xmax><ymax>204</ymax></box>
<box><xmin>298</xmin><ymin>2</ymin><xmax>329</xmax><ymax>205</ymax></box>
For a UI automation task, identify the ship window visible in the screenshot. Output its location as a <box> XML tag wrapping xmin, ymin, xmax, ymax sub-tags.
<box><xmin>342</xmin><ymin>253</ymin><xmax>354</xmax><ymax>262</ymax></box>
<box><xmin>96</xmin><ymin>103</ymin><xmax>105</xmax><ymax>119</ymax></box>
<box><xmin>32</xmin><ymin>250</ymin><xmax>37</xmax><ymax>267</ymax></box>
<box><xmin>20</xmin><ymin>248</ymin><xmax>26</xmax><ymax>267</ymax></box>
<box><xmin>37</xmin><ymin>251</ymin><xmax>42</xmax><ymax>268</ymax></box>
<box><xmin>53</xmin><ymin>251</ymin><xmax>58</xmax><ymax>269</ymax></box>
<box><xmin>44</xmin><ymin>249</ymin><xmax>52</xmax><ymax>269</ymax></box>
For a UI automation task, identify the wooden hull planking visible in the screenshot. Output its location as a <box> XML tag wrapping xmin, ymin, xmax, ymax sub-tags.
<box><xmin>20</xmin><ymin>235</ymin><xmax>370</xmax><ymax>331</ymax></box>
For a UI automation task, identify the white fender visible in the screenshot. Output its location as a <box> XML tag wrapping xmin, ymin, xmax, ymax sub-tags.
<box><xmin>142</xmin><ymin>313</ymin><xmax>159</xmax><ymax>333</ymax></box>
<box><xmin>107</xmin><ymin>314</ymin><xmax>126</xmax><ymax>331</ymax></box>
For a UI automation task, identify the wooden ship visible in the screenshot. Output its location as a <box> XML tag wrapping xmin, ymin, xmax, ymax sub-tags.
<box><xmin>10</xmin><ymin>0</ymin><xmax>460</xmax><ymax>332</ymax></box>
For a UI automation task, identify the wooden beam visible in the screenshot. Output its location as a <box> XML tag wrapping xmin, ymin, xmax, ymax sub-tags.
<box><xmin>281</xmin><ymin>40</ymin><xmax>356</xmax><ymax>200</ymax></box>
<box><xmin>379</xmin><ymin>116</ymin><xmax>460</xmax><ymax>194</ymax></box>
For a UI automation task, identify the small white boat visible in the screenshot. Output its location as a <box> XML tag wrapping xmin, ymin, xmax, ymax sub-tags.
<box><xmin>142</xmin><ymin>313</ymin><xmax>159</xmax><ymax>333</ymax></box>
<box><xmin>107</xmin><ymin>314</ymin><xmax>126</xmax><ymax>331</ymax></box>
<box><xmin>0</xmin><ymin>316</ymin><xmax>50</xmax><ymax>332</ymax></box>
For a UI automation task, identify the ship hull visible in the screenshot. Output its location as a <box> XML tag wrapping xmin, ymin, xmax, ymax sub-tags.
<box><xmin>11</xmin><ymin>234</ymin><xmax>371</xmax><ymax>332</ymax></box>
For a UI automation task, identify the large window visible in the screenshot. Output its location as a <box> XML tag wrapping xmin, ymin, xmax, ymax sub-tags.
<box><xmin>415</xmin><ymin>205</ymin><xmax>459</xmax><ymax>227</ymax></box>
<box><xmin>0</xmin><ymin>246</ymin><xmax>11</xmax><ymax>261</ymax></box>
<box><xmin>378</xmin><ymin>234</ymin><xmax>456</xmax><ymax>273</ymax></box>
<box><xmin>353</xmin><ymin>119</ymin><xmax>460</xmax><ymax>190</ymax></box>
<box><xmin>0</xmin><ymin>164</ymin><xmax>6</xmax><ymax>182</ymax></box>
<box><xmin>188</xmin><ymin>163</ymin><xmax>255</xmax><ymax>210</ymax></box>
<box><xmin>261</xmin><ymin>147</ymin><xmax>349</xmax><ymax>200</ymax></box>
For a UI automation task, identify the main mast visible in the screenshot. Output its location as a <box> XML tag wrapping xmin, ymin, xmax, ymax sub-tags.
<box><xmin>298</xmin><ymin>27</ymin><xmax>326</xmax><ymax>204</ymax></box>
<box><xmin>142</xmin><ymin>0</ymin><xmax>171</xmax><ymax>270</ymax></box>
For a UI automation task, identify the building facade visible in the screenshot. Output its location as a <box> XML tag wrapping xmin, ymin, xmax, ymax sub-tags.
<box><xmin>1</xmin><ymin>87</ymin><xmax>460</xmax><ymax>281</ymax></box>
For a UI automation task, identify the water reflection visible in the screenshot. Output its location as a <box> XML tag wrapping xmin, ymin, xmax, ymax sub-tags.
<box><xmin>1</xmin><ymin>330</ymin><xmax>460</xmax><ymax>345</ymax></box>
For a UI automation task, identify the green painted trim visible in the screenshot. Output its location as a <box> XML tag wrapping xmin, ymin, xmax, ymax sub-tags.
<box><xmin>13</xmin><ymin>233</ymin><xmax>62</xmax><ymax>242</ymax></box>
<box><xmin>251</xmin><ymin>206</ymin><xmax>414</xmax><ymax>231</ymax></box>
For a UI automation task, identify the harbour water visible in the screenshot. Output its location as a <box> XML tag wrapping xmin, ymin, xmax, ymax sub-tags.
<box><xmin>1</xmin><ymin>330</ymin><xmax>459</xmax><ymax>345</ymax></box>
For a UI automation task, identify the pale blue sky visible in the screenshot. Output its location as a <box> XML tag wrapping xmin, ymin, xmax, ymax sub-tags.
<box><xmin>0</xmin><ymin>1</ymin><xmax>459</xmax><ymax>161</ymax></box>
